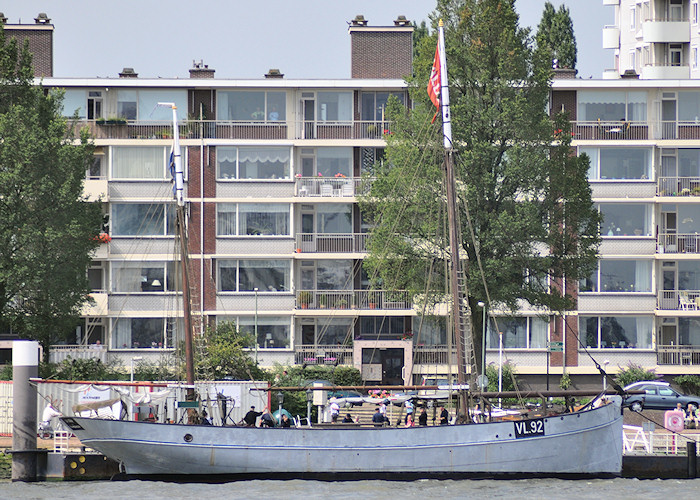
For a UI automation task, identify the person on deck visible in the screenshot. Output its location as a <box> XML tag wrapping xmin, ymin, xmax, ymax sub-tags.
<box><xmin>686</xmin><ymin>404</ymin><xmax>699</xmax><ymax>429</ymax></box>
<box><xmin>342</xmin><ymin>413</ymin><xmax>354</xmax><ymax>423</ymax></box>
<box><xmin>260</xmin><ymin>407</ymin><xmax>275</xmax><ymax>427</ymax></box>
<box><xmin>281</xmin><ymin>414</ymin><xmax>292</xmax><ymax>428</ymax></box>
<box><xmin>372</xmin><ymin>407</ymin><xmax>385</xmax><ymax>427</ymax></box>
<box><xmin>329</xmin><ymin>399</ymin><xmax>340</xmax><ymax>423</ymax></box>
<box><xmin>404</xmin><ymin>399</ymin><xmax>414</xmax><ymax>424</ymax></box>
<box><xmin>439</xmin><ymin>406</ymin><xmax>450</xmax><ymax>425</ymax></box>
<box><xmin>418</xmin><ymin>407</ymin><xmax>428</xmax><ymax>426</ymax></box>
<box><xmin>243</xmin><ymin>406</ymin><xmax>262</xmax><ymax>427</ymax></box>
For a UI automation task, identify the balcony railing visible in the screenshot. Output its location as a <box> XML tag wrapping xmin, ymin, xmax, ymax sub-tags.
<box><xmin>658</xmin><ymin>233</ymin><xmax>700</xmax><ymax>254</ymax></box>
<box><xmin>296</xmin><ymin>233</ymin><xmax>368</xmax><ymax>253</ymax></box>
<box><xmin>569</xmin><ymin>120</ymin><xmax>700</xmax><ymax>141</ymax></box>
<box><xmin>294</xmin><ymin>345</ymin><xmax>353</xmax><ymax>365</ymax></box>
<box><xmin>658</xmin><ymin>289</ymin><xmax>700</xmax><ymax>310</ymax></box>
<box><xmin>657</xmin><ymin>345</ymin><xmax>700</xmax><ymax>365</ymax></box>
<box><xmin>296</xmin><ymin>289</ymin><xmax>411</xmax><ymax>310</ymax></box>
<box><xmin>295</xmin><ymin>177</ymin><xmax>370</xmax><ymax>197</ymax></box>
<box><xmin>413</xmin><ymin>345</ymin><xmax>457</xmax><ymax>365</ymax></box>
<box><xmin>68</xmin><ymin>119</ymin><xmax>393</xmax><ymax>141</ymax></box>
<box><xmin>658</xmin><ymin>177</ymin><xmax>700</xmax><ymax>197</ymax></box>
<box><xmin>48</xmin><ymin>345</ymin><xmax>107</xmax><ymax>364</ymax></box>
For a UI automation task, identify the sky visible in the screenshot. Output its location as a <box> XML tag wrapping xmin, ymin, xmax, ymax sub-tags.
<box><xmin>8</xmin><ymin>1</ymin><xmax>611</xmax><ymax>80</ymax></box>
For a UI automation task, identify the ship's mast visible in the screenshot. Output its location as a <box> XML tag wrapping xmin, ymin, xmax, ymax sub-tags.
<box><xmin>159</xmin><ymin>103</ymin><xmax>195</xmax><ymax>400</ymax></box>
<box><xmin>435</xmin><ymin>21</ymin><xmax>475</xmax><ymax>414</ymax></box>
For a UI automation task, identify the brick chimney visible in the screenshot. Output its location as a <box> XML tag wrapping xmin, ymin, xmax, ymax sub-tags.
<box><xmin>119</xmin><ymin>67</ymin><xmax>138</xmax><ymax>78</ymax></box>
<box><xmin>189</xmin><ymin>60</ymin><xmax>215</xmax><ymax>79</ymax></box>
<box><xmin>265</xmin><ymin>68</ymin><xmax>284</xmax><ymax>79</ymax></box>
<box><xmin>1</xmin><ymin>13</ymin><xmax>54</xmax><ymax>77</ymax></box>
<box><xmin>349</xmin><ymin>15</ymin><xmax>413</xmax><ymax>79</ymax></box>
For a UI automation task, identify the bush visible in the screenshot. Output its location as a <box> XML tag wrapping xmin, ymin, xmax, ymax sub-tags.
<box><xmin>485</xmin><ymin>362</ymin><xmax>518</xmax><ymax>392</ymax></box>
<box><xmin>41</xmin><ymin>357</ymin><xmax>126</xmax><ymax>381</ymax></box>
<box><xmin>614</xmin><ymin>362</ymin><xmax>657</xmax><ymax>388</ymax></box>
<box><xmin>675</xmin><ymin>374</ymin><xmax>700</xmax><ymax>395</ymax></box>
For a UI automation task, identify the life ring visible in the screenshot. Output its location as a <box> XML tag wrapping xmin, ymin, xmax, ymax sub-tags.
<box><xmin>665</xmin><ymin>410</ymin><xmax>685</xmax><ymax>432</ymax></box>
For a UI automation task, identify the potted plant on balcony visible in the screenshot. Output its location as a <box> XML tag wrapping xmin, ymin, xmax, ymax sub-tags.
<box><xmin>368</xmin><ymin>291</ymin><xmax>379</xmax><ymax>309</ymax></box>
<box><xmin>298</xmin><ymin>291</ymin><xmax>312</xmax><ymax>309</ymax></box>
<box><xmin>337</xmin><ymin>298</ymin><xmax>348</xmax><ymax>309</ymax></box>
<box><xmin>319</xmin><ymin>294</ymin><xmax>328</xmax><ymax>309</ymax></box>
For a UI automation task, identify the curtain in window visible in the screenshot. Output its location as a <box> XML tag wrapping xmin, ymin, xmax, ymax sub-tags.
<box><xmin>626</xmin><ymin>91</ymin><xmax>647</xmax><ymax>122</ymax></box>
<box><xmin>117</xmin><ymin>90</ymin><xmax>138</xmax><ymax>120</ymax></box>
<box><xmin>635</xmin><ymin>317</ymin><xmax>653</xmax><ymax>348</ymax></box>
<box><xmin>112</xmin><ymin>264</ymin><xmax>143</xmax><ymax>292</ymax></box>
<box><xmin>529</xmin><ymin>318</ymin><xmax>548</xmax><ymax>348</ymax></box>
<box><xmin>217</xmin><ymin>203</ymin><xmax>237</xmax><ymax>236</ymax></box>
<box><xmin>112</xmin><ymin>146</ymin><xmax>165</xmax><ymax>179</ymax></box>
<box><xmin>112</xmin><ymin>318</ymin><xmax>131</xmax><ymax>349</ymax></box>
<box><xmin>238</xmin><ymin>203</ymin><xmax>290</xmax><ymax>235</ymax></box>
<box><xmin>634</xmin><ymin>260</ymin><xmax>652</xmax><ymax>292</ymax></box>
<box><xmin>577</xmin><ymin>91</ymin><xmax>625</xmax><ymax>121</ymax></box>
<box><xmin>238</xmin><ymin>147</ymin><xmax>290</xmax><ymax>164</ymax></box>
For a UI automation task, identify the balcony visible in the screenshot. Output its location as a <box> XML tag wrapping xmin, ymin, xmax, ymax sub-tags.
<box><xmin>293</xmin><ymin>345</ymin><xmax>353</xmax><ymax>365</ymax></box>
<box><xmin>658</xmin><ymin>233</ymin><xmax>700</xmax><ymax>254</ymax></box>
<box><xmin>413</xmin><ymin>345</ymin><xmax>457</xmax><ymax>365</ymax></box>
<box><xmin>642</xmin><ymin>20</ymin><xmax>690</xmax><ymax>43</ymax></box>
<box><xmin>295</xmin><ymin>177</ymin><xmax>369</xmax><ymax>197</ymax></box>
<box><xmin>658</xmin><ymin>289</ymin><xmax>700</xmax><ymax>310</ymax></box>
<box><xmin>296</xmin><ymin>233</ymin><xmax>367</xmax><ymax>253</ymax></box>
<box><xmin>49</xmin><ymin>344</ymin><xmax>107</xmax><ymax>364</ymax></box>
<box><xmin>657</xmin><ymin>177</ymin><xmax>700</xmax><ymax>197</ymax></box>
<box><xmin>641</xmin><ymin>64</ymin><xmax>690</xmax><ymax>80</ymax></box>
<box><xmin>570</xmin><ymin>120</ymin><xmax>648</xmax><ymax>140</ymax></box>
<box><xmin>68</xmin><ymin>119</ymin><xmax>393</xmax><ymax>141</ymax></box>
<box><xmin>657</xmin><ymin>345</ymin><xmax>700</xmax><ymax>365</ymax></box>
<box><xmin>296</xmin><ymin>289</ymin><xmax>411</xmax><ymax>310</ymax></box>
<box><xmin>602</xmin><ymin>26</ymin><xmax>620</xmax><ymax>49</ymax></box>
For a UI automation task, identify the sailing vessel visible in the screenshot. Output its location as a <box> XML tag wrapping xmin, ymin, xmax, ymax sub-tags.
<box><xmin>61</xmin><ymin>22</ymin><xmax>625</xmax><ymax>478</ymax></box>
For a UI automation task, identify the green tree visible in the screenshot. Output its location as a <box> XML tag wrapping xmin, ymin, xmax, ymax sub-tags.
<box><xmin>360</xmin><ymin>0</ymin><xmax>600</xmax><ymax>375</ymax></box>
<box><xmin>191</xmin><ymin>321</ymin><xmax>264</xmax><ymax>381</ymax></box>
<box><xmin>614</xmin><ymin>362</ymin><xmax>657</xmax><ymax>388</ymax></box>
<box><xmin>536</xmin><ymin>1</ymin><xmax>577</xmax><ymax>70</ymax></box>
<box><xmin>0</xmin><ymin>25</ymin><xmax>103</xmax><ymax>358</ymax></box>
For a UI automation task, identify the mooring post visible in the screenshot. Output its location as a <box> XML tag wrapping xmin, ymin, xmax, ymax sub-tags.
<box><xmin>12</xmin><ymin>341</ymin><xmax>39</xmax><ymax>482</ymax></box>
<box><xmin>688</xmin><ymin>441</ymin><xmax>697</xmax><ymax>479</ymax></box>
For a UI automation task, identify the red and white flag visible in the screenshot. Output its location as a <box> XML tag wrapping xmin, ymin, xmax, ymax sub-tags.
<box><xmin>427</xmin><ymin>42</ymin><xmax>441</xmax><ymax>122</ymax></box>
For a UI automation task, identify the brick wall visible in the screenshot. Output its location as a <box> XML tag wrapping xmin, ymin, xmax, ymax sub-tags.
<box><xmin>350</xmin><ymin>28</ymin><xmax>413</xmax><ymax>79</ymax></box>
<box><xmin>4</xmin><ymin>25</ymin><xmax>53</xmax><ymax>77</ymax></box>
<box><xmin>551</xmin><ymin>90</ymin><xmax>577</xmax><ymax>121</ymax></box>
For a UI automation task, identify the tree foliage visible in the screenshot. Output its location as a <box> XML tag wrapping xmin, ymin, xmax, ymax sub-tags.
<box><xmin>536</xmin><ymin>1</ymin><xmax>577</xmax><ymax>70</ymax></box>
<box><xmin>0</xmin><ymin>25</ymin><xmax>103</xmax><ymax>357</ymax></box>
<box><xmin>360</xmin><ymin>0</ymin><xmax>600</xmax><ymax>374</ymax></box>
<box><xmin>190</xmin><ymin>321</ymin><xmax>265</xmax><ymax>381</ymax></box>
<box><xmin>614</xmin><ymin>362</ymin><xmax>657</xmax><ymax>388</ymax></box>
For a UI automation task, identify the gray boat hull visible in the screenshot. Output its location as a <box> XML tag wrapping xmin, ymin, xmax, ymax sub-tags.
<box><xmin>61</xmin><ymin>401</ymin><xmax>623</xmax><ymax>477</ymax></box>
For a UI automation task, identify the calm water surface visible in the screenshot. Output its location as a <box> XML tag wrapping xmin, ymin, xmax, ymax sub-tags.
<box><xmin>0</xmin><ymin>478</ymin><xmax>697</xmax><ymax>500</ymax></box>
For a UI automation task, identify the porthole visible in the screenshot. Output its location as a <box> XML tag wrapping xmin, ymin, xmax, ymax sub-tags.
<box><xmin>184</xmin><ymin>433</ymin><xmax>193</xmax><ymax>442</ymax></box>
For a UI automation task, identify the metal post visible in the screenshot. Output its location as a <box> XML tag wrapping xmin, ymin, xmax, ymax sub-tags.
<box><xmin>688</xmin><ymin>441</ymin><xmax>697</xmax><ymax>478</ymax></box>
<box><xmin>12</xmin><ymin>341</ymin><xmax>39</xmax><ymax>482</ymax></box>
<box><xmin>130</xmin><ymin>356</ymin><xmax>143</xmax><ymax>383</ymax></box>
<box><xmin>602</xmin><ymin>360</ymin><xmax>610</xmax><ymax>391</ymax></box>
<box><xmin>498</xmin><ymin>331</ymin><xmax>503</xmax><ymax>406</ymax></box>
<box><xmin>478</xmin><ymin>301</ymin><xmax>486</xmax><ymax>376</ymax></box>
<box><xmin>254</xmin><ymin>288</ymin><xmax>259</xmax><ymax>363</ymax></box>
<box><xmin>306</xmin><ymin>389</ymin><xmax>312</xmax><ymax>425</ymax></box>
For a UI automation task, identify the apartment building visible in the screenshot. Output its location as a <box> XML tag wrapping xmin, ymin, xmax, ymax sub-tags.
<box><xmin>6</xmin><ymin>4</ymin><xmax>700</xmax><ymax>388</ymax></box>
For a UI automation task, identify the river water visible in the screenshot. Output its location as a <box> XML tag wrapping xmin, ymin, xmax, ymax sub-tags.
<box><xmin>0</xmin><ymin>478</ymin><xmax>697</xmax><ymax>499</ymax></box>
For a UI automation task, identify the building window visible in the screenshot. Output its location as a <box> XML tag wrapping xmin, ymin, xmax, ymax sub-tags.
<box><xmin>115</xmin><ymin>89</ymin><xmax>187</xmax><ymax>121</ymax></box>
<box><xmin>359</xmin><ymin>316</ymin><xmax>407</xmax><ymax>340</ymax></box>
<box><xmin>670</xmin><ymin>44</ymin><xmax>683</xmax><ymax>67</ymax></box>
<box><xmin>578</xmin><ymin>91</ymin><xmax>647</xmax><ymax>122</ymax></box>
<box><xmin>217</xmin><ymin>260</ymin><xmax>290</xmax><ymax>292</ymax></box>
<box><xmin>360</xmin><ymin>91</ymin><xmax>406</xmax><ymax>121</ymax></box>
<box><xmin>216</xmin><ymin>91</ymin><xmax>286</xmax><ymax>122</ymax></box>
<box><xmin>317</xmin><ymin>92</ymin><xmax>352</xmax><ymax>122</ymax></box>
<box><xmin>579</xmin><ymin>316</ymin><xmax>653</xmax><ymax>349</ymax></box>
<box><xmin>316</xmin><ymin>204</ymin><xmax>353</xmax><ymax>233</ymax></box>
<box><xmin>678</xmin><ymin>93</ymin><xmax>700</xmax><ymax>121</ymax></box>
<box><xmin>316</xmin><ymin>260</ymin><xmax>353</xmax><ymax>290</ymax></box>
<box><xmin>112</xmin><ymin>261</ymin><xmax>179</xmax><ymax>293</ymax></box>
<box><xmin>581</xmin><ymin>147</ymin><xmax>652</xmax><ymax>180</ymax></box>
<box><xmin>217</xmin><ymin>316</ymin><xmax>291</xmax><ymax>349</ymax></box>
<box><xmin>317</xmin><ymin>147</ymin><xmax>352</xmax><ymax>177</ymax></box>
<box><xmin>216</xmin><ymin>203</ymin><xmax>290</xmax><ymax>236</ymax></box>
<box><xmin>112</xmin><ymin>203</ymin><xmax>176</xmax><ymax>236</ymax></box>
<box><xmin>87</xmin><ymin>91</ymin><xmax>103</xmax><ymax>120</ymax></box>
<box><xmin>486</xmin><ymin>317</ymin><xmax>548</xmax><ymax>349</ymax></box>
<box><xmin>112</xmin><ymin>317</ymin><xmax>179</xmax><ymax>349</ymax></box>
<box><xmin>599</xmin><ymin>203</ymin><xmax>650</xmax><ymax>236</ymax></box>
<box><xmin>693</xmin><ymin>2</ymin><xmax>698</xmax><ymax>24</ymax></box>
<box><xmin>361</xmin><ymin>147</ymin><xmax>385</xmax><ymax>174</ymax></box>
<box><xmin>112</xmin><ymin>146</ymin><xmax>169</xmax><ymax>179</ymax></box>
<box><xmin>216</xmin><ymin>146</ymin><xmax>290</xmax><ymax>180</ymax></box>
<box><xmin>630</xmin><ymin>6</ymin><xmax>636</xmax><ymax>30</ymax></box>
<box><xmin>580</xmin><ymin>259</ymin><xmax>652</xmax><ymax>293</ymax></box>
<box><xmin>694</xmin><ymin>47</ymin><xmax>699</xmax><ymax>69</ymax></box>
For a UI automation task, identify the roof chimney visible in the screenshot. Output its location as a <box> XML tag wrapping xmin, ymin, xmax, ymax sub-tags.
<box><xmin>265</xmin><ymin>68</ymin><xmax>284</xmax><ymax>79</ymax></box>
<box><xmin>621</xmin><ymin>69</ymin><xmax>639</xmax><ymax>79</ymax></box>
<box><xmin>34</xmin><ymin>13</ymin><xmax>50</xmax><ymax>24</ymax></box>
<box><xmin>394</xmin><ymin>15</ymin><xmax>410</xmax><ymax>26</ymax></box>
<box><xmin>119</xmin><ymin>67</ymin><xmax>138</xmax><ymax>78</ymax></box>
<box><xmin>351</xmin><ymin>15</ymin><xmax>368</xmax><ymax>26</ymax></box>
<box><xmin>0</xmin><ymin>13</ymin><xmax>8</xmax><ymax>24</ymax></box>
<box><xmin>189</xmin><ymin>59</ymin><xmax>215</xmax><ymax>79</ymax></box>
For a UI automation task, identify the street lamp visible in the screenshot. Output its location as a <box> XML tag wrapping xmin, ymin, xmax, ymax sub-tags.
<box><xmin>277</xmin><ymin>391</ymin><xmax>284</xmax><ymax>418</ymax></box>
<box><xmin>602</xmin><ymin>360</ymin><xmax>610</xmax><ymax>391</ymax></box>
<box><xmin>477</xmin><ymin>301</ymin><xmax>486</xmax><ymax>381</ymax></box>
<box><xmin>306</xmin><ymin>389</ymin><xmax>313</xmax><ymax>425</ymax></box>
<box><xmin>130</xmin><ymin>356</ymin><xmax>143</xmax><ymax>383</ymax></box>
<box><xmin>254</xmin><ymin>287</ymin><xmax>259</xmax><ymax>363</ymax></box>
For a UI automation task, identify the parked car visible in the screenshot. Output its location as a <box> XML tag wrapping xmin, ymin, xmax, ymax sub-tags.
<box><xmin>328</xmin><ymin>390</ymin><xmax>364</xmax><ymax>406</ymax></box>
<box><xmin>623</xmin><ymin>381</ymin><xmax>700</xmax><ymax>412</ymax></box>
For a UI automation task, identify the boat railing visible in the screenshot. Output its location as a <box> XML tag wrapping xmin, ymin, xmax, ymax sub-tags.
<box><xmin>623</xmin><ymin>426</ymin><xmax>700</xmax><ymax>455</ymax></box>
